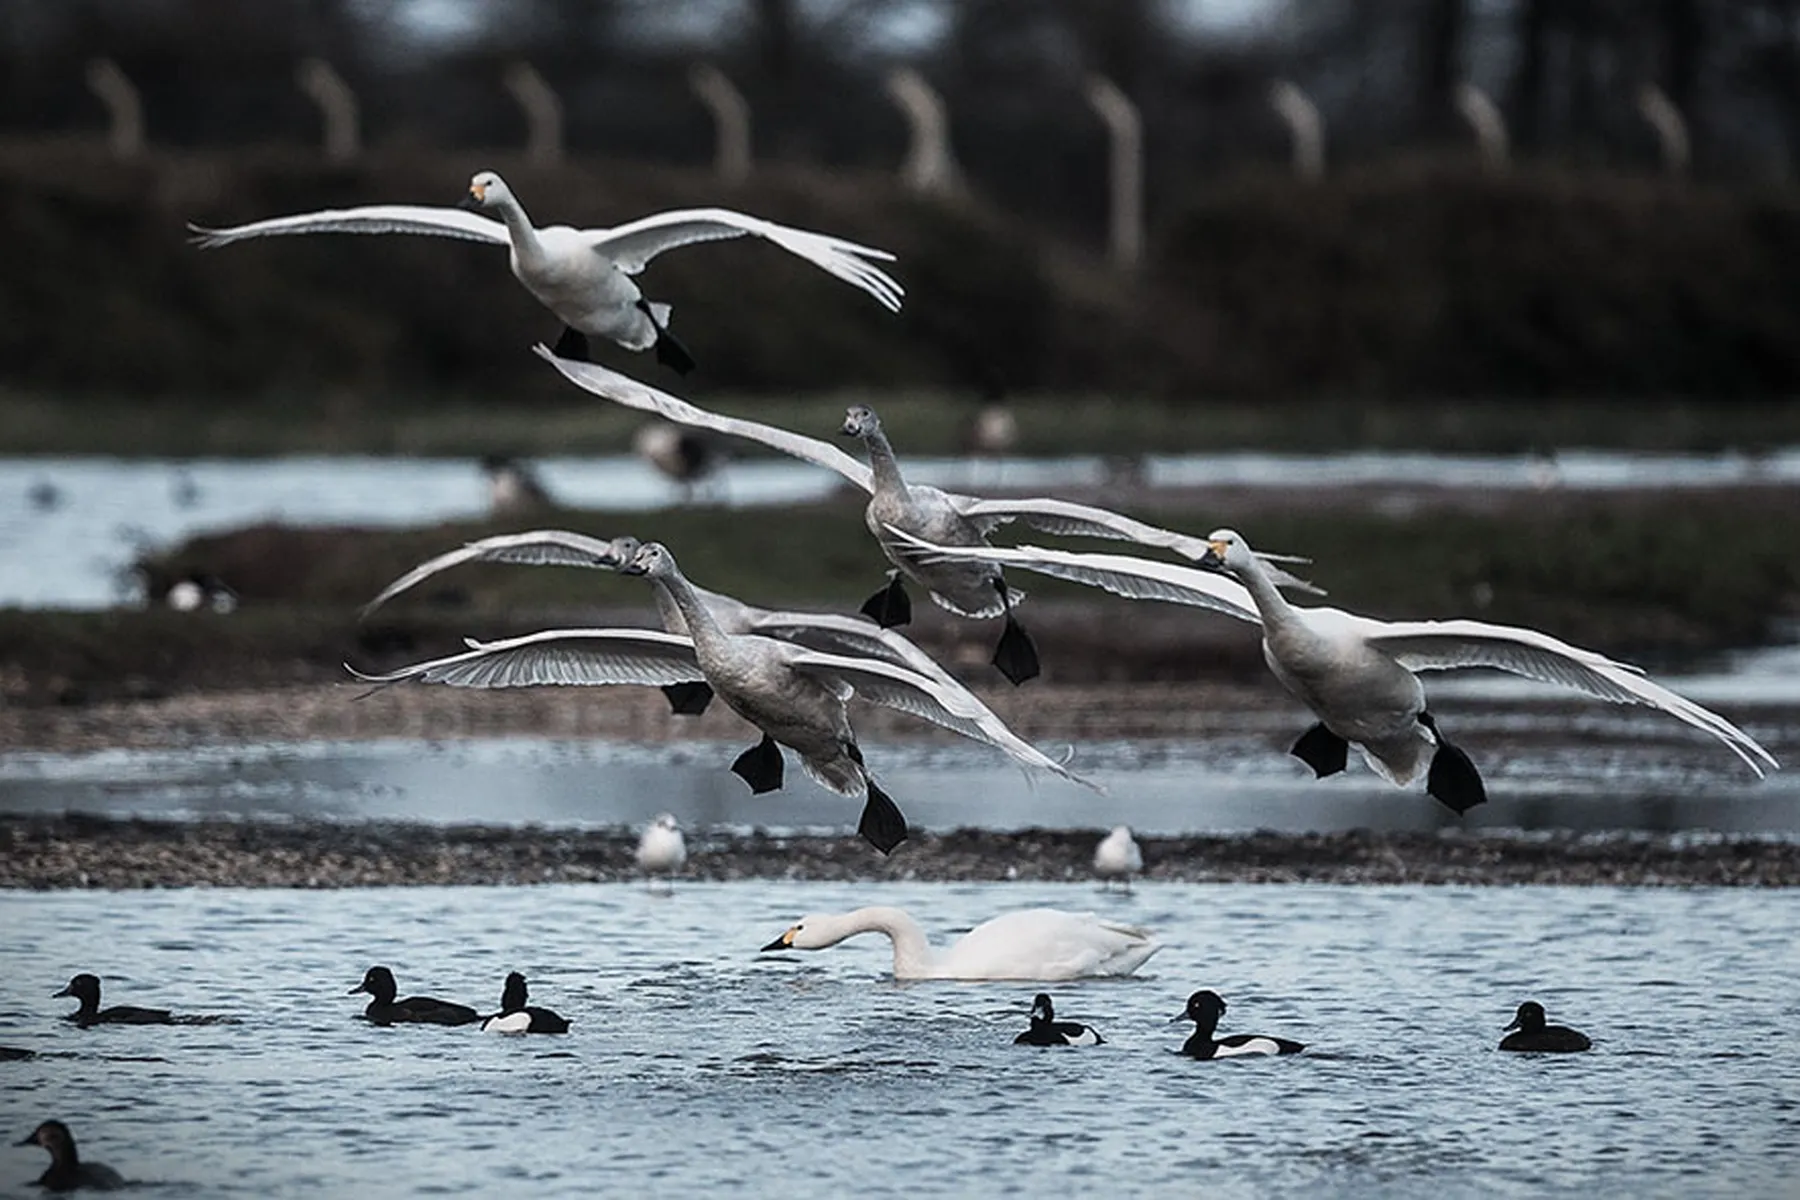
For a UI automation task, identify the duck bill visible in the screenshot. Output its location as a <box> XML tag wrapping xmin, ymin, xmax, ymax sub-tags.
<box><xmin>52</xmin><ymin>985</ymin><xmax>72</xmax><ymax>998</ymax></box>
<box><xmin>347</xmin><ymin>983</ymin><xmax>368</xmax><ymax>995</ymax></box>
<box><xmin>1502</xmin><ymin>1019</ymin><xmax>1521</xmax><ymax>1032</ymax></box>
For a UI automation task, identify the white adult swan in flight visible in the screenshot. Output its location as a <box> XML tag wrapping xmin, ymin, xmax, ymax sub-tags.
<box><xmin>350</xmin><ymin>541</ymin><xmax>1097</xmax><ymax>853</ymax></box>
<box><xmin>356</xmin><ymin>529</ymin><xmax>1099</xmax><ymax>789</ymax></box>
<box><xmin>760</xmin><ymin>907</ymin><xmax>1160</xmax><ymax>981</ymax></box>
<box><xmin>190</xmin><ymin>171</ymin><xmax>904</xmax><ymax>375</ymax></box>
<box><xmin>532</xmin><ymin>350</ymin><xmax>1316</xmax><ymax>686</ymax></box>
<box><xmin>894</xmin><ymin>528</ymin><xmax>1777</xmax><ymax>812</ymax></box>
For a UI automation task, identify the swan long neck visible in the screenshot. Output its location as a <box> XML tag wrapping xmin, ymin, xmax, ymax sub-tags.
<box><xmin>494</xmin><ymin>193</ymin><xmax>545</xmax><ymax>264</ymax></box>
<box><xmin>652</xmin><ymin>566</ymin><xmax>728</xmax><ymax>653</ymax></box>
<box><xmin>826</xmin><ymin>907</ymin><xmax>935</xmax><ymax>977</ymax></box>
<box><xmin>1231</xmin><ymin>554</ymin><xmax>1299</xmax><ymax>630</ymax></box>
<box><xmin>862</xmin><ymin>429</ymin><xmax>908</xmax><ymax>496</ymax></box>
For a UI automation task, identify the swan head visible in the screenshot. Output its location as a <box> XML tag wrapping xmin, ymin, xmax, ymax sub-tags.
<box><xmin>1199</xmin><ymin>529</ymin><xmax>1256</xmax><ymax>574</ymax></box>
<box><xmin>1505</xmin><ymin>1001</ymin><xmax>1547</xmax><ymax>1033</ymax></box>
<box><xmin>760</xmin><ymin>915</ymin><xmax>841</xmax><ymax>952</ymax></box>
<box><xmin>839</xmin><ymin>405</ymin><xmax>882</xmax><ymax>440</ymax></box>
<box><xmin>1175</xmin><ymin>989</ymin><xmax>1227</xmax><ymax>1025</ymax></box>
<box><xmin>1029</xmin><ymin>993</ymin><xmax>1055</xmax><ymax>1023</ymax></box>
<box><xmin>602</xmin><ymin>536</ymin><xmax>643</xmax><ymax>569</ymax></box>
<box><xmin>459</xmin><ymin>170</ymin><xmax>513</xmax><ymax>212</ymax></box>
<box><xmin>621</xmin><ymin>541</ymin><xmax>676</xmax><ymax>580</ymax></box>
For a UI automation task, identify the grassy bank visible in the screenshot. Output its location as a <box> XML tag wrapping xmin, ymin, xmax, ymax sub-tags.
<box><xmin>2</xmin><ymin>486</ymin><xmax>1789</xmax><ymax>708</ymax></box>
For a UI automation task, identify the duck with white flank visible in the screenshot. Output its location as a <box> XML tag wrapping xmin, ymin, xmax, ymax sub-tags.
<box><xmin>894</xmin><ymin>529</ymin><xmax>1776</xmax><ymax>813</ymax></box>
<box><xmin>16</xmin><ymin>1121</ymin><xmax>125</xmax><ymax>1192</ymax></box>
<box><xmin>190</xmin><ymin>172</ymin><xmax>902</xmax><ymax>376</ymax></box>
<box><xmin>480</xmin><ymin>973</ymin><xmax>571</xmax><ymax>1035</ymax></box>
<box><xmin>1499</xmin><ymin>1001</ymin><xmax>1591</xmax><ymax>1053</ymax></box>
<box><xmin>761</xmin><ymin>907</ymin><xmax>1158</xmax><ymax>981</ymax></box>
<box><xmin>1014</xmin><ymin>993</ymin><xmax>1105</xmax><ymax>1046</ymax></box>
<box><xmin>637</xmin><ymin>813</ymin><xmax>687</xmax><ymax>892</ymax></box>
<box><xmin>350</xmin><ymin>541</ymin><xmax>1096</xmax><ymax>854</ymax></box>
<box><xmin>1093</xmin><ymin>825</ymin><xmax>1143</xmax><ymax>892</ymax></box>
<box><xmin>531</xmin><ymin>354</ymin><xmax>1315</xmax><ymax>685</ymax></box>
<box><xmin>1175</xmin><ymin>991</ymin><xmax>1305</xmax><ymax>1060</ymax></box>
<box><xmin>349</xmin><ymin>966</ymin><xmax>480</xmax><ymax>1027</ymax></box>
<box><xmin>358</xmin><ymin>529</ymin><xmax>1105</xmax><ymax>759</ymax></box>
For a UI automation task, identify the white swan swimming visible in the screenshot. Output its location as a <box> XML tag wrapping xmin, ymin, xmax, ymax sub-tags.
<box><xmin>356</xmin><ymin>530</ymin><xmax>1095</xmax><ymax>789</ymax></box>
<box><xmin>190</xmin><ymin>171</ymin><xmax>903</xmax><ymax>374</ymax></box>
<box><xmin>760</xmin><ymin>906</ymin><xmax>1160</xmax><ymax>981</ymax></box>
<box><xmin>350</xmin><ymin>541</ymin><xmax>1097</xmax><ymax>852</ymax></box>
<box><xmin>1093</xmin><ymin>825</ymin><xmax>1143</xmax><ymax>891</ymax></box>
<box><xmin>893</xmin><ymin>528</ymin><xmax>1778</xmax><ymax>810</ymax></box>
<box><xmin>530</xmin><ymin>351</ymin><xmax>1316</xmax><ymax>684</ymax></box>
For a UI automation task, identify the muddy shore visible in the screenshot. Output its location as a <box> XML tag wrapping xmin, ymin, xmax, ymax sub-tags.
<box><xmin>5</xmin><ymin>816</ymin><xmax>1795</xmax><ymax>890</ymax></box>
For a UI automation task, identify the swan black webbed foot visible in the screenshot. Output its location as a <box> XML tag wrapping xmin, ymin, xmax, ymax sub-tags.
<box><xmin>552</xmin><ymin>326</ymin><xmax>590</xmax><ymax>363</ymax></box>
<box><xmin>731</xmin><ymin>734</ymin><xmax>785</xmax><ymax>794</ymax></box>
<box><xmin>1290</xmin><ymin>722</ymin><xmax>1349</xmax><ymax>778</ymax></box>
<box><xmin>661</xmin><ymin>681</ymin><xmax>715</xmax><ymax>716</ymax></box>
<box><xmin>860</xmin><ymin>572</ymin><xmax>912</xmax><ymax>628</ymax></box>
<box><xmin>990</xmin><ymin>579</ymin><xmax>1039</xmax><ymax>686</ymax></box>
<box><xmin>857</xmin><ymin>778</ymin><xmax>909</xmax><ymax>855</ymax></box>
<box><xmin>1419</xmin><ymin>712</ymin><xmax>1487</xmax><ymax>814</ymax></box>
<box><xmin>635</xmin><ymin>298</ymin><xmax>697</xmax><ymax>376</ymax></box>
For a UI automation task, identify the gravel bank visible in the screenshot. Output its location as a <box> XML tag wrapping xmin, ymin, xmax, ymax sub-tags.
<box><xmin>4</xmin><ymin>816</ymin><xmax>1795</xmax><ymax>890</ymax></box>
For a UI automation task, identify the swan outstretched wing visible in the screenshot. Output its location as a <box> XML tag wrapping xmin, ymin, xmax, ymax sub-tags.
<box><xmin>348</xmin><ymin>628</ymin><xmax>704</xmax><ymax>691</ymax></box>
<box><xmin>189</xmin><ymin>205</ymin><xmax>510</xmax><ymax>248</ymax></box>
<box><xmin>948</xmin><ymin>495</ymin><xmax>1323</xmax><ymax>592</ymax></box>
<box><xmin>1353</xmin><ymin>617</ymin><xmax>1778</xmax><ymax>776</ymax></box>
<box><xmin>747</xmin><ymin>611</ymin><xmax>949</xmax><ymax>679</ymax></box>
<box><xmin>585</xmin><ymin>208</ymin><xmax>903</xmax><ymax>312</ymax></box>
<box><xmin>361</xmin><ymin>530</ymin><xmax>632</xmax><ymax>619</ymax></box>
<box><xmin>890</xmin><ymin>531</ymin><xmax>1262</xmax><ymax>625</ymax></box>
<box><xmin>535</xmin><ymin>350</ymin><xmax>874</xmax><ymax>492</ymax></box>
<box><xmin>786</xmin><ymin>650</ymin><xmax>1100</xmax><ymax>792</ymax></box>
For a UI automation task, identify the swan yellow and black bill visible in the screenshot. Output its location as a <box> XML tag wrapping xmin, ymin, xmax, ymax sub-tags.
<box><xmin>1201</xmin><ymin>538</ymin><xmax>1230</xmax><ymax>568</ymax></box>
<box><xmin>761</xmin><ymin>927</ymin><xmax>797</xmax><ymax>951</ymax></box>
<box><xmin>458</xmin><ymin>182</ymin><xmax>487</xmax><ymax>209</ymax></box>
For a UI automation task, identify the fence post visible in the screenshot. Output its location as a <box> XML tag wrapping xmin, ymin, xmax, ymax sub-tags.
<box><xmin>1636</xmin><ymin>85</ymin><xmax>1690</xmax><ymax>177</ymax></box>
<box><xmin>885</xmin><ymin>67</ymin><xmax>959</xmax><ymax>196</ymax></box>
<box><xmin>84</xmin><ymin>58</ymin><xmax>145</xmax><ymax>160</ymax></box>
<box><xmin>1268</xmin><ymin>80</ymin><xmax>1324</xmax><ymax>181</ymax></box>
<box><xmin>296</xmin><ymin>58</ymin><xmax>359</xmax><ymax>163</ymax></box>
<box><xmin>503</xmin><ymin>62</ymin><xmax>563</xmax><ymax>166</ymax></box>
<box><xmin>1085</xmin><ymin>75</ymin><xmax>1143</xmax><ymax>269</ymax></box>
<box><xmin>689</xmin><ymin>64</ymin><xmax>751</xmax><ymax>186</ymax></box>
<box><xmin>1453</xmin><ymin>83</ymin><xmax>1508</xmax><ymax>171</ymax></box>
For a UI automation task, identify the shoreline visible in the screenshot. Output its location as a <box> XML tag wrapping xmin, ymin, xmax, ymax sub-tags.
<box><xmin>5</xmin><ymin>817</ymin><xmax>1797</xmax><ymax>890</ymax></box>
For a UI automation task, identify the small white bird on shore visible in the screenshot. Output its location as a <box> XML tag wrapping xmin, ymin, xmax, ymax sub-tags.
<box><xmin>637</xmin><ymin>813</ymin><xmax>687</xmax><ymax>892</ymax></box>
<box><xmin>1094</xmin><ymin>825</ymin><xmax>1143</xmax><ymax>892</ymax></box>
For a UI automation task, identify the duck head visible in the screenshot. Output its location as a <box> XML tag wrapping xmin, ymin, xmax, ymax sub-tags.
<box><xmin>1505</xmin><ymin>1001</ymin><xmax>1547</xmax><ymax>1033</ymax></box>
<box><xmin>350</xmin><ymin>966</ymin><xmax>398</xmax><ymax>1004</ymax></box>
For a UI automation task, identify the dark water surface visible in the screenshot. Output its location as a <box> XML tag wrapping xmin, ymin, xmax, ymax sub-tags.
<box><xmin>2</xmin><ymin>883</ymin><xmax>1797</xmax><ymax>1197</ymax></box>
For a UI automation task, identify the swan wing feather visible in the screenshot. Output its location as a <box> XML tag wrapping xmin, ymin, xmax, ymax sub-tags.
<box><xmin>348</xmin><ymin>627</ymin><xmax>703</xmax><ymax>691</ymax></box>
<box><xmin>361</xmin><ymin>529</ymin><xmax>626</xmax><ymax>618</ymax></box>
<box><xmin>534</xmin><ymin>350</ymin><xmax>875</xmax><ymax>492</ymax></box>
<box><xmin>1357</xmin><ymin>617</ymin><xmax>1777</xmax><ymax>774</ymax></box>
<box><xmin>584</xmin><ymin>208</ymin><xmax>903</xmax><ymax>311</ymax></box>
<box><xmin>189</xmin><ymin>205</ymin><xmax>510</xmax><ymax>247</ymax></box>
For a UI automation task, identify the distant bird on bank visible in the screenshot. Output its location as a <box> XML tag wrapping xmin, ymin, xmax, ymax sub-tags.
<box><xmin>480</xmin><ymin>972</ymin><xmax>570</xmax><ymax>1035</ymax></box>
<box><xmin>1093</xmin><ymin>825</ymin><xmax>1143</xmax><ymax>892</ymax></box>
<box><xmin>533</xmin><ymin>353</ymin><xmax>1316</xmax><ymax>686</ymax></box>
<box><xmin>1174</xmin><ymin>990</ymin><xmax>1305</xmax><ymax>1060</ymax></box>
<box><xmin>1499</xmin><ymin>1001</ymin><xmax>1591</xmax><ymax>1053</ymax></box>
<box><xmin>634</xmin><ymin>421</ymin><xmax>725</xmax><ymax>502</ymax></box>
<box><xmin>15</xmin><ymin>1121</ymin><xmax>125</xmax><ymax>1193</ymax></box>
<box><xmin>165</xmin><ymin>572</ymin><xmax>238</xmax><ymax>614</ymax></box>
<box><xmin>1013</xmin><ymin>993</ymin><xmax>1105</xmax><ymax>1046</ymax></box>
<box><xmin>189</xmin><ymin>172</ymin><xmax>903</xmax><ymax>375</ymax></box>
<box><xmin>896</xmin><ymin>529</ymin><xmax>1778</xmax><ymax>812</ymax></box>
<box><xmin>761</xmin><ymin>907</ymin><xmax>1160</xmax><ymax>981</ymax></box>
<box><xmin>636</xmin><ymin>813</ymin><xmax>687</xmax><ymax>892</ymax></box>
<box><xmin>480</xmin><ymin>455</ymin><xmax>554</xmax><ymax>516</ymax></box>
<box><xmin>349</xmin><ymin>966</ymin><xmax>480</xmax><ymax>1027</ymax></box>
<box><xmin>53</xmin><ymin>973</ymin><xmax>234</xmax><ymax>1028</ymax></box>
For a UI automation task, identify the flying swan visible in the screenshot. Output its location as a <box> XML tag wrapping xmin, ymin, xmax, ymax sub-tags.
<box><xmin>760</xmin><ymin>906</ymin><xmax>1160</xmax><ymax>981</ymax></box>
<box><xmin>356</xmin><ymin>530</ymin><xmax>1096</xmax><ymax>789</ymax></box>
<box><xmin>190</xmin><ymin>171</ymin><xmax>903</xmax><ymax>375</ymax></box>
<box><xmin>531</xmin><ymin>350</ymin><xmax>1315</xmax><ymax>685</ymax></box>
<box><xmin>349</xmin><ymin>541</ymin><xmax>1097</xmax><ymax>854</ymax></box>
<box><xmin>893</xmin><ymin>527</ymin><xmax>1777</xmax><ymax>812</ymax></box>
